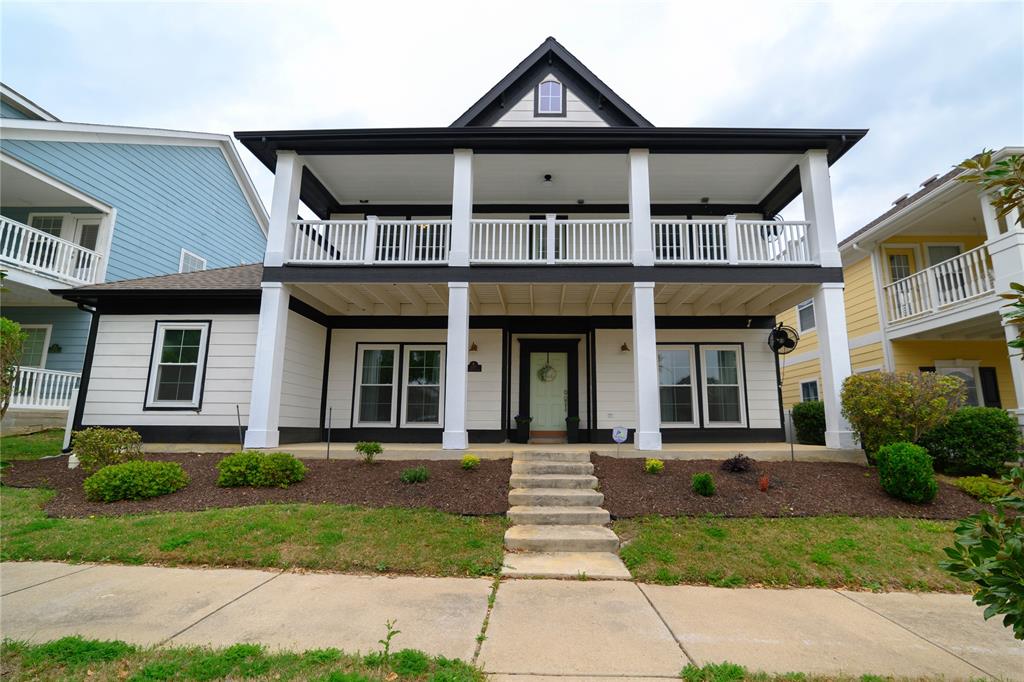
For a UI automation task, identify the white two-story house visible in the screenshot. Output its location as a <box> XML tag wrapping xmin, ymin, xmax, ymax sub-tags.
<box><xmin>59</xmin><ymin>38</ymin><xmax>865</xmax><ymax>451</ymax></box>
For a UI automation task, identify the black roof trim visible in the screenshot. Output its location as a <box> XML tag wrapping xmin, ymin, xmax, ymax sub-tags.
<box><xmin>450</xmin><ymin>37</ymin><xmax>652</xmax><ymax>127</ymax></box>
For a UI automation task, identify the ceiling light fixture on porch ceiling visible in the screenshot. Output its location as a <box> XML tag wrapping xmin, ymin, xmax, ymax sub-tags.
<box><xmin>543</xmin><ymin>173</ymin><xmax>553</xmax><ymax>183</ymax></box>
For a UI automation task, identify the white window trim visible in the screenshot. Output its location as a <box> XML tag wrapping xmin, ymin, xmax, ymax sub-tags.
<box><xmin>18</xmin><ymin>324</ymin><xmax>52</xmax><ymax>368</ymax></box>
<box><xmin>400</xmin><ymin>345</ymin><xmax>446</xmax><ymax>428</ymax></box>
<box><xmin>855</xmin><ymin>365</ymin><xmax>883</xmax><ymax>374</ymax></box>
<box><xmin>799</xmin><ymin>378</ymin><xmax>820</xmax><ymax>402</ymax></box>
<box><xmin>354</xmin><ymin>344</ymin><xmax>400</xmax><ymax>427</ymax></box>
<box><xmin>145</xmin><ymin>321</ymin><xmax>211</xmax><ymax>409</ymax></box>
<box><xmin>537</xmin><ymin>79</ymin><xmax>564</xmax><ymax>114</ymax></box>
<box><xmin>27</xmin><ymin>212</ymin><xmax>104</xmax><ymax>243</ymax></box>
<box><xmin>700</xmin><ymin>344</ymin><xmax>747</xmax><ymax>428</ymax></box>
<box><xmin>935</xmin><ymin>359</ymin><xmax>985</xmax><ymax>407</ymax></box>
<box><xmin>796</xmin><ymin>299</ymin><xmax>816</xmax><ymax>333</ymax></box>
<box><xmin>657</xmin><ymin>344</ymin><xmax>699</xmax><ymax>427</ymax></box>
<box><xmin>924</xmin><ymin>242</ymin><xmax>965</xmax><ymax>267</ymax></box>
<box><xmin>179</xmin><ymin>248</ymin><xmax>207</xmax><ymax>273</ymax></box>
<box><xmin>880</xmin><ymin>243</ymin><xmax>923</xmax><ymax>284</ymax></box>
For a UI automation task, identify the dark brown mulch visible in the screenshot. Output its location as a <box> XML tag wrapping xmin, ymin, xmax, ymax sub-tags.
<box><xmin>593</xmin><ymin>456</ymin><xmax>985</xmax><ymax>519</ymax></box>
<box><xmin>1</xmin><ymin>453</ymin><xmax>510</xmax><ymax>518</ymax></box>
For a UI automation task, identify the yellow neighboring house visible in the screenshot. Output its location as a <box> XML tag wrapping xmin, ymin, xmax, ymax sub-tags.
<box><xmin>780</xmin><ymin>146</ymin><xmax>1024</xmax><ymax>425</ymax></box>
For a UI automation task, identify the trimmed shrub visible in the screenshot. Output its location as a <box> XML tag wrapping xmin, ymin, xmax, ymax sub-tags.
<box><xmin>691</xmin><ymin>472</ymin><xmax>715</xmax><ymax>497</ymax></box>
<box><xmin>644</xmin><ymin>458</ymin><xmax>665</xmax><ymax>474</ymax></box>
<box><xmin>841</xmin><ymin>371</ymin><xmax>965</xmax><ymax>462</ymax></box>
<box><xmin>83</xmin><ymin>460</ymin><xmax>189</xmax><ymax>502</ymax></box>
<box><xmin>955</xmin><ymin>475</ymin><xmax>1013</xmax><ymax>503</ymax></box>
<box><xmin>216</xmin><ymin>451</ymin><xmax>306</xmax><ymax>488</ymax></box>
<box><xmin>354</xmin><ymin>441</ymin><xmax>383</xmax><ymax>464</ymax></box>
<box><xmin>720</xmin><ymin>454</ymin><xmax>753</xmax><ymax>473</ymax></box>
<box><xmin>400</xmin><ymin>466</ymin><xmax>429</xmax><ymax>484</ymax></box>
<box><xmin>876</xmin><ymin>442</ymin><xmax>938</xmax><ymax>503</ymax></box>
<box><xmin>919</xmin><ymin>407</ymin><xmax>1020</xmax><ymax>476</ymax></box>
<box><xmin>791</xmin><ymin>400</ymin><xmax>826</xmax><ymax>445</ymax></box>
<box><xmin>461</xmin><ymin>454</ymin><xmax>481</xmax><ymax>471</ymax></box>
<box><xmin>73</xmin><ymin>427</ymin><xmax>144</xmax><ymax>474</ymax></box>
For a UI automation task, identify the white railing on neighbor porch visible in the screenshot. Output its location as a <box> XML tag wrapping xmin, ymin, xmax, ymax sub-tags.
<box><xmin>883</xmin><ymin>244</ymin><xmax>995</xmax><ymax>323</ymax></box>
<box><xmin>9</xmin><ymin>367</ymin><xmax>81</xmax><ymax>410</ymax></box>
<box><xmin>290</xmin><ymin>219</ymin><xmax>451</xmax><ymax>264</ymax></box>
<box><xmin>0</xmin><ymin>217</ymin><xmax>102</xmax><ymax>285</ymax></box>
<box><xmin>652</xmin><ymin>218</ymin><xmax>814</xmax><ymax>264</ymax></box>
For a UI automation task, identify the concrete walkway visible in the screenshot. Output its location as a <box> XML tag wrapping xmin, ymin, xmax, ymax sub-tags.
<box><xmin>2</xmin><ymin>561</ymin><xmax>1021</xmax><ymax>680</ymax></box>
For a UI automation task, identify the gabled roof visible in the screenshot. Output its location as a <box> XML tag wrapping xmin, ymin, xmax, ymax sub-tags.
<box><xmin>0</xmin><ymin>83</ymin><xmax>60</xmax><ymax>122</ymax></box>
<box><xmin>451</xmin><ymin>37</ymin><xmax>652</xmax><ymax>127</ymax></box>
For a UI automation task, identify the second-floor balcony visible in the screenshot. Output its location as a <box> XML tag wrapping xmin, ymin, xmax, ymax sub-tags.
<box><xmin>0</xmin><ymin>216</ymin><xmax>103</xmax><ymax>286</ymax></box>
<box><xmin>883</xmin><ymin>244</ymin><xmax>995</xmax><ymax>324</ymax></box>
<box><xmin>288</xmin><ymin>216</ymin><xmax>816</xmax><ymax>267</ymax></box>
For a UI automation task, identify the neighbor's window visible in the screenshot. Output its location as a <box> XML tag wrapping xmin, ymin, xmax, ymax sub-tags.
<box><xmin>797</xmin><ymin>299</ymin><xmax>816</xmax><ymax>333</ymax></box>
<box><xmin>537</xmin><ymin>80</ymin><xmax>563</xmax><ymax>115</ymax></box>
<box><xmin>355</xmin><ymin>346</ymin><xmax>398</xmax><ymax>425</ymax></box>
<box><xmin>937</xmin><ymin>365</ymin><xmax>983</xmax><ymax>406</ymax></box>
<box><xmin>657</xmin><ymin>346</ymin><xmax>697</xmax><ymax>425</ymax></box>
<box><xmin>179</xmin><ymin>249</ymin><xmax>207</xmax><ymax>273</ymax></box>
<box><xmin>146</xmin><ymin>322</ymin><xmax>210</xmax><ymax>409</ymax></box>
<box><xmin>800</xmin><ymin>380</ymin><xmax>820</xmax><ymax>402</ymax></box>
<box><xmin>18</xmin><ymin>325</ymin><xmax>52</xmax><ymax>368</ymax></box>
<box><xmin>402</xmin><ymin>346</ymin><xmax>445</xmax><ymax>426</ymax></box>
<box><xmin>701</xmin><ymin>345</ymin><xmax>745</xmax><ymax>426</ymax></box>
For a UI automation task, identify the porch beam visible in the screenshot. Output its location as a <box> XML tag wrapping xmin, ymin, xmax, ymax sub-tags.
<box><xmin>293</xmin><ymin>284</ymin><xmax>349</xmax><ymax>315</ymax></box>
<box><xmin>559</xmin><ymin>284</ymin><xmax>567</xmax><ymax>315</ymax></box>
<box><xmin>612</xmin><ymin>283</ymin><xmax>631</xmax><ymax>314</ymax></box>
<box><xmin>396</xmin><ymin>284</ymin><xmax>428</xmax><ymax>315</ymax></box>
<box><xmin>332</xmin><ymin>285</ymin><xmax>376</xmax><ymax>313</ymax></box>
<box><xmin>495</xmin><ymin>284</ymin><xmax>508</xmax><ymax>314</ymax></box>
<box><xmin>587</xmin><ymin>284</ymin><xmax>601</xmax><ymax>315</ymax></box>
<box><xmin>362</xmin><ymin>286</ymin><xmax>401</xmax><ymax>315</ymax></box>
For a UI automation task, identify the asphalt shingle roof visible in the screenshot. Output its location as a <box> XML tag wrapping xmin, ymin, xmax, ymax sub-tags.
<box><xmin>63</xmin><ymin>263</ymin><xmax>263</xmax><ymax>293</ymax></box>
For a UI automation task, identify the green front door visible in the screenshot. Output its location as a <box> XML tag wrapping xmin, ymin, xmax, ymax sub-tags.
<box><xmin>529</xmin><ymin>352</ymin><xmax>568</xmax><ymax>432</ymax></box>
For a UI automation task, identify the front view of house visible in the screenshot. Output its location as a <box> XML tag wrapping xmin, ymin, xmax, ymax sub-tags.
<box><xmin>61</xmin><ymin>38</ymin><xmax>865</xmax><ymax>451</ymax></box>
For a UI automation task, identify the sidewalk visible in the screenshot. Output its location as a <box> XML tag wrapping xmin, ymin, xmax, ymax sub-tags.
<box><xmin>1</xmin><ymin>561</ymin><xmax>1020</xmax><ymax>680</ymax></box>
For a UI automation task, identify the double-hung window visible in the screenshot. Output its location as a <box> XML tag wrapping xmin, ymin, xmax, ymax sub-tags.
<box><xmin>355</xmin><ymin>345</ymin><xmax>399</xmax><ymax>425</ymax></box>
<box><xmin>402</xmin><ymin>346</ymin><xmax>444</xmax><ymax>426</ymax></box>
<box><xmin>800</xmin><ymin>379</ymin><xmax>820</xmax><ymax>402</ymax></box>
<box><xmin>701</xmin><ymin>345</ymin><xmax>746</xmax><ymax>426</ymax></box>
<box><xmin>354</xmin><ymin>344</ymin><xmax>446</xmax><ymax>427</ymax></box>
<box><xmin>657</xmin><ymin>346</ymin><xmax>697</xmax><ymax>426</ymax></box>
<box><xmin>146</xmin><ymin>322</ymin><xmax>210</xmax><ymax>409</ymax></box>
<box><xmin>796</xmin><ymin>299</ymin><xmax>816</xmax><ymax>333</ymax></box>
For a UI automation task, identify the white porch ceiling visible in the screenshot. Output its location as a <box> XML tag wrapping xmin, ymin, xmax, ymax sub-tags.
<box><xmin>0</xmin><ymin>161</ymin><xmax>94</xmax><ymax>207</ymax></box>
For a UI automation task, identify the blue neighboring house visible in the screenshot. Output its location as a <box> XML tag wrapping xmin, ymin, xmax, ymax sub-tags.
<box><xmin>0</xmin><ymin>83</ymin><xmax>268</xmax><ymax>426</ymax></box>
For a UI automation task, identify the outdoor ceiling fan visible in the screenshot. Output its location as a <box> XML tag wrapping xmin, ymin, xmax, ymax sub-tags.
<box><xmin>767</xmin><ymin>323</ymin><xmax>800</xmax><ymax>355</ymax></box>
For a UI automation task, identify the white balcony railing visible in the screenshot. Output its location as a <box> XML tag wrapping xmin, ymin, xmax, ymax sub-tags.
<box><xmin>0</xmin><ymin>217</ymin><xmax>102</xmax><ymax>285</ymax></box>
<box><xmin>9</xmin><ymin>367</ymin><xmax>81</xmax><ymax>410</ymax></box>
<box><xmin>883</xmin><ymin>244</ymin><xmax>995</xmax><ymax>323</ymax></box>
<box><xmin>288</xmin><ymin>217</ymin><xmax>817</xmax><ymax>266</ymax></box>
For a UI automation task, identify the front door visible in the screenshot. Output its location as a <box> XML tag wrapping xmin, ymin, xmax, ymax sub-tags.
<box><xmin>529</xmin><ymin>352</ymin><xmax>568</xmax><ymax>435</ymax></box>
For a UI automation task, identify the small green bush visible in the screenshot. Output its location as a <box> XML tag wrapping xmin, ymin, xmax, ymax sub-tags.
<box><xmin>216</xmin><ymin>451</ymin><xmax>306</xmax><ymax>488</ymax></box>
<box><xmin>920</xmin><ymin>407</ymin><xmax>1020</xmax><ymax>475</ymax></box>
<box><xmin>83</xmin><ymin>460</ymin><xmax>189</xmax><ymax>502</ymax></box>
<box><xmin>955</xmin><ymin>475</ymin><xmax>1013</xmax><ymax>503</ymax></box>
<box><xmin>355</xmin><ymin>441</ymin><xmax>383</xmax><ymax>464</ymax></box>
<box><xmin>400</xmin><ymin>466</ymin><xmax>429</xmax><ymax>484</ymax></box>
<box><xmin>390</xmin><ymin>649</ymin><xmax>430</xmax><ymax>675</ymax></box>
<box><xmin>644</xmin><ymin>458</ymin><xmax>665</xmax><ymax>474</ymax></box>
<box><xmin>792</xmin><ymin>400</ymin><xmax>826</xmax><ymax>445</ymax></box>
<box><xmin>877</xmin><ymin>442</ymin><xmax>938</xmax><ymax>504</ymax></box>
<box><xmin>461</xmin><ymin>454</ymin><xmax>480</xmax><ymax>471</ymax></box>
<box><xmin>691</xmin><ymin>472</ymin><xmax>715</xmax><ymax>497</ymax></box>
<box><xmin>72</xmin><ymin>427</ymin><xmax>144</xmax><ymax>474</ymax></box>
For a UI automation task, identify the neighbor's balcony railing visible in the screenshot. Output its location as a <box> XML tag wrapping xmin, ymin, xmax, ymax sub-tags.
<box><xmin>287</xmin><ymin>217</ymin><xmax>816</xmax><ymax>266</ymax></box>
<box><xmin>883</xmin><ymin>244</ymin><xmax>995</xmax><ymax>324</ymax></box>
<box><xmin>0</xmin><ymin>217</ymin><xmax>102</xmax><ymax>285</ymax></box>
<box><xmin>9</xmin><ymin>367</ymin><xmax>81</xmax><ymax>410</ymax></box>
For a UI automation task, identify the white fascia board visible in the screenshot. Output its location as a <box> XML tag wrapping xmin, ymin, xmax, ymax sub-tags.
<box><xmin>0</xmin><ymin>84</ymin><xmax>59</xmax><ymax>121</ymax></box>
<box><xmin>1</xmin><ymin>119</ymin><xmax>269</xmax><ymax>236</ymax></box>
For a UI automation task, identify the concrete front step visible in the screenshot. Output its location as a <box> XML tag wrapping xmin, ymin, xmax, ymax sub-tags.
<box><xmin>511</xmin><ymin>460</ymin><xmax>594</xmax><ymax>475</ymax></box>
<box><xmin>513</xmin><ymin>451</ymin><xmax>591</xmax><ymax>463</ymax></box>
<box><xmin>507</xmin><ymin>505</ymin><xmax>610</xmax><ymax>525</ymax></box>
<box><xmin>501</xmin><ymin>551</ymin><xmax>631</xmax><ymax>579</ymax></box>
<box><xmin>508</xmin><ymin>473</ymin><xmax>598</xmax><ymax>490</ymax></box>
<box><xmin>508</xmin><ymin>487</ymin><xmax>604</xmax><ymax>507</ymax></box>
<box><xmin>504</xmin><ymin>525</ymin><xmax>620</xmax><ymax>553</ymax></box>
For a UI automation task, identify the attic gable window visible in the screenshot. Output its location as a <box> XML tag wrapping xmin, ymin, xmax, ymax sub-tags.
<box><xmin>536</xmin><ymin>80</ymin><xmax>565</xmax><ymax>116</ymax></box>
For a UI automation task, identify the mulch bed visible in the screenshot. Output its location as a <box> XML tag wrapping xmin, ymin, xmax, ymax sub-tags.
<box><xmin>593</xmin><ymin>456</ymin><xmax>985</xmax><ymax>519</ymax></box>
<box><xmin>1</xmin><ymin>453</ymin><xmax>510</xmax><ymax>518</ymax></box>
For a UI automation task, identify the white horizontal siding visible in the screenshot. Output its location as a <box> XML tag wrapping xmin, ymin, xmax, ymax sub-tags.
<box><xmin>493</xmin><ymin>75</ymin><xmax>608</xmax><ymax>127</ymax></box>
<box><xmin>82</xmin><ymin>313</ymin><xmax>257</xmax><ymax>427</ymax></box>
<box><xmin>467</xmin><ymin>329</ymin><xmax>501</xmax><ymax>430</ymax></box>
<box><xmin>280</xmin><ymin>311</ymin><xmax>326</xmax><ymax>428</ymax></box>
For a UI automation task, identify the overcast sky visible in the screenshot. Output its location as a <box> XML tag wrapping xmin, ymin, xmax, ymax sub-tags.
<box><xmin>2</xmin><ymin>0</ymin><xmax>1021</xmax><ymax>237</ymax></box>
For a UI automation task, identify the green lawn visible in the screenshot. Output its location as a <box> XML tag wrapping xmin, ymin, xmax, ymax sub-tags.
<box><xmin>615</xmin><ymin>515</ymin><xmax>965</xmax><ymax>592</ymax></box>
<box><xmin>1</xmin><ymin>487</ymin><xmax>507</xmax><ymax>577</ymax></box>
<box><xmin>0</xmin><ymin>636</ymin><xmax>483</xmax><ymax>682</ymax></box>
<box><xmin>0</xmin><ymin>428</ymin><xmax>64</xmax><ymax>465</ymax></box>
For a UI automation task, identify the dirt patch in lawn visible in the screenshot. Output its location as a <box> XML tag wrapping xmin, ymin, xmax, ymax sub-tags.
<box><xmin>1</xmin><ymin>453</ymin><xmax>510</xmax><ymax>517</ymax></box>
<box><xmin>593</xmin><ymin>456</ymin><xmax>984</xmax><ymax>519</ymax></box>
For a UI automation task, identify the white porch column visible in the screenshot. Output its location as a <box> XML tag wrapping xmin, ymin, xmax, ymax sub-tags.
<box><xmin>979</xmin><ymin>193</ymin><xmax>1004</xmax><ymax>241</ymax></box>
<box><xmin>798</xmin><ymin>150</ymin><xmax>840</xmax><ymax>268</ymax></box>
<box><xmin>450</xmin><ymin>149</ymin><xmax>473</xmax><ymax>267</ymax></box>
<box><xmin>631</xmin><ymin>282</ymin><xmax>662</xmax><ymax>450</ymax></box>
<box><xmin>628</xmin><ymin>149</ymin><xmax>654</xmax><ymax>266</ymax></box>
<box><xmin>1002</xmin><ymin>322</ymin><xmax>1024</xmax><ymax>428</ymax></box>
<box><xmin>264</xmin><ymin>151</ymin><xmax>305</xmax><ymax>268</ymax></box>
<box><xmin>442</xmin><ymin>282</ymin><xmax>470</xmax><ymax>449</ymax></box>
<box><xmin>813</xmin><ymin>282</ymin><xmax>857</xmax><ymax>449</ymax></box>
<box><xmin>244</xmin><ymin>282</ymin><xmax>290</xmax><ymax>448</ymax></box>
